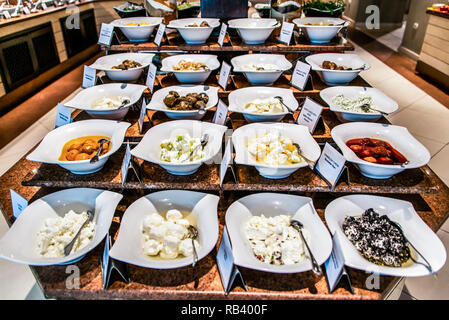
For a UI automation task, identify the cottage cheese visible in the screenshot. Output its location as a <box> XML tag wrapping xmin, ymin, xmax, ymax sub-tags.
<box><xmin>160</xmin><ymin>133</ymin><xmax>206</xmax><ymax>163</ymax></box>
<box><xmin>90</xmin><ymin>96</ymin><xmax>130</xmax><ymax>110</ymax></box>
<box><xmin>246</xmin><ymin>130</ymin><xmax>302</xmax><ymax>166</ymax></box>
<box><xmin>243</xmin><ymin>63</ymin><xmax>279</xmax><ymax>71</ymax></box>
<box><xmin>142</xmin><ymin>210</ymin><xmax>199</xmax><ymax>259</ymax></box>
<box><xmin>244</xmin><ymin>98</ymin><xmax>285</xmax><ymax>114</ymax></box>
<box><xmin>245</xmin><ymin>214</ymin><xmax>309</xmax><ymax>265</ymax></box>
<box><xmin>331</xmin><ymin>94</ymin><xmax>377</xmax><ymax>113</ymax></box>
<box><xmin>37</xmin><ymin>210</ymin><xmax>95</xmax><ymax>257</ymax></box>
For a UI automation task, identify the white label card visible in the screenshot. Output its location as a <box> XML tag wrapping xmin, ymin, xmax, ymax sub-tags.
<box><xmin>121</xmin><ymin>142</ymin><xmax>132</xmax><ymax>186</ymax></box>
<box><xmin>219</xmin><ymin>140</ymin><xmax>233</xmax><ymax>186</ymax></box>
<box><xmin>324</xmin><ymin>232</ymin><xmax>354</xmax><ymax>294</ymax></box>
<box><xmin>216</xmin><ymin>227</ymin><xmax>235</xmax><ymax>293</ymax></box>
<box><xmin>98</xmin><ymin>23</ymin><xmax>114</xmax><ymax>46</ymax></box>
<box><xmin>41</xmin><ymin>2</ymin><xmax>47</xmax><ymax>10</ymax></box>
<box><xmin>218</xmin><ymin>61</ymin><xmax>231</xmax><ymax>91</ymax></box>
<box><xmin>82</xmin><ymin>65</ymin><xmax>96</xmax><ymax>88</ymax></box>
<box><xmin>218</xmin><ymin>23</ymin><xmax>227</xmax><ymax>47</ymax></box>
<box><xmin>3</xmin><ymin>11</ymin><xmax>11</xmax><ymax>19</ymax></box>
<box><xmin>154</xmin><ymin>23</ymin><xmax>166</xmax><ymax>46</ymax></box>
<box><xmin>138</xmin><ymin>99</ymin><xmax>147</xmax><ymax>133</ymax></box>
<box><xmin>279</xmin><ymin>21</ymin><xmax>294</xmax><ymax>45</ymax></box>
<box><xmin>55</xmin><ymin>103</ymin><xmax>72</xmax><ymax>128</ymax></box>
<box><xmin>291</xmin><ymin>60</ymin><xmax>311</xmax><ymax>91</ymax></box>
<box><xmin>101</xmin><ymin>234</ymin><xmax>110</xmax><ymax>287</ymax></box>
<box><xmin>145</xmin><ymin>63</ymin><xmax>157</xmax><ymax>93</ymax></box>
<box><xmin>297</xmin><ymin>97</ymin><xmax>324</xmax><ymax>133</ymax></box>
<box><xmin>315</xmin><ymin>143</ymin><xmax>346</xmax><ymax>188</ymax></box>
<box><xmin>10</xmin><ymin>189</ymin><xmax>28</xmax><ymax>219</ymax></box>
<box><xmin>213</xmin><ymin>100</ymin><xmax>228</xmax><ymax>126</ymax></box>
<box><xmin>23</xmin><ymin>7</ymin><xmax>31</xmax><ymax>14</ymax></box>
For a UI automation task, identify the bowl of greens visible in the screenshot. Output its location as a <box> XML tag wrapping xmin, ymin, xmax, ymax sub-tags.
<box><xmin>303</xmin><ymin>0</ymin><xmax>345</xmax><ymax>18</ymax></box>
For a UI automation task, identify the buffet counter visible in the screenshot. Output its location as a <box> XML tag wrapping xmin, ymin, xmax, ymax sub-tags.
<box><xmin>1</xmin><ymin>12</ymin><xmax>448</xmax><ymax>301</ymax></box>
<box><xmin>1</xmin><ymin>70</ymin><xmax>448</xmax><ymax>300</ymax></box>
<box><xmin>416</xmin><ymin>10</ymin><xmax>449</xmax><ymax>91</ymax></box>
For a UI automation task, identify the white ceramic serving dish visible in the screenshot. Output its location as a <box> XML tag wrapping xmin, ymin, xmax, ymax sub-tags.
<box><xmin>147</xmin><ymin>85</ymin><xmax>219</xmax><ymax>120</ymax></box>
<box><xmin>225</xmin><ymin>193</ymin><xmax>333</xmax><ymax>274</ymax></box>
<box><xmin>27</xmin><ymin>119</ymin><xmax>130</xmax><ymax>175</ymax></box>
<box><xmin>64</xmin><ymin>83</ymin><xmax>147</xmax><ymax>120</ymax></box>
<box><xmin>305</xmin><ymin>53</ymin><xmax>370</xmax><ymax>86</ymax></box>
<box><xmin>293</xmin><ymin>17</ymin><xmax>350</xmax><ymax>44</ymax></box>
<box><xmin>89</xmin><ymin>53</ymin><xmax>155</xmax><ymax>81</ymax></box>
<box><xmin>331</xmin><ymin>122</ymin><xmax>430</xmax><ymax>179</ymax></box>
<box><xmin>320</xmin><ymin>86</ymin><xmax>399</xmax><ymax>122</ymax></box>
<box><xmin>131</xmin><ymin>120</ymin><xmax>227</xmax><ymax>175</ymax></box>
<box><xmin>325</xmin><ymin>194</ymin><xmax>446</xmax><ymax>277</ymax></box>
<box><xmin>0</xmin><ymin>188</ymin><xmax>122</xmax><ymax>266</ymax></box>
<box><xmin>160</xmin><ymin>54</ymin><xmax>220</xmax><ymax>84</ymax></box>
<box><xmin>110</xmin><ymin>17</ymin><xmax>163</xmax><ymax>42</ymax></box>
<box><xmin>167</xmin><ymin>18</ymin><xmax>220</xmax><ymax>44</ymax></box>
<box><xmin>109</xmin><ymin>190</ymin><xmax>219</xmax><ymax>269</ymax></box>
<box><xmin>232</xmin><ymin>123</ymin><xmax>321</xmax><ymax>179</ymax></box>
<box><xmin>230</xmin><ymin>53</ymin><xmax>292</xmax><ymax>85</ymax></box>
<box><xmin>228</xmin><ymin>87</ymin><xmax>297</xmax><ymax>122</ymax></box>
<box><xmin>228</xmin><ymin>18</ymin><xmax>280</xmax><ymax>44</ymax></box>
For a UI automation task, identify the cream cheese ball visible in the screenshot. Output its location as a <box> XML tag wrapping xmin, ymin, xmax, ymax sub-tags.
<box><xmin>37</xmin><ymin>210</ymin><xmax>96</xmax><ymax>257</ymax></box>
<box><xmin>245</xmin><ymin>214</ymin><xmax>309</xmax><ymax>265</ymax></box>
<box><xmin>142</xmin><ymin>210</ymin><xmax>199</xmax><ymax>259</ymax></box>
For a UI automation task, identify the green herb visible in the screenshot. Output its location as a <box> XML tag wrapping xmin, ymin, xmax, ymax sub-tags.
<box><xmin>303</xmin><ymin>0</ymin><xmax>345</xmax><ymax>13</ymax></box>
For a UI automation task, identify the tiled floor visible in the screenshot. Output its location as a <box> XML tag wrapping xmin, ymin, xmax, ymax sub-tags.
<box><xmin>1</xmin><ymin>41</ymin><xmax>449</xmax><ymax>300</ymax></box>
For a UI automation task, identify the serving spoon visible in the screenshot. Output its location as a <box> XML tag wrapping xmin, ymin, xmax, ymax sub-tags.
<box><xmin>274</xmin><ymin>96</ymin><xmax>295</xmax><ymax>115</ymax></box>
<box><xmin>198</xmin><ymin>92</ymin><xmax>208</xmax><ymax>115</ymax></box>
<box><xmin>185</xmin><ymin>134</ymin><xmax>209</xmax><ymax>162</ymax></box>
<box><xmin>187</xmin><ymin>225</ymin><xmax>199</xmax><ymax>267</ymax></box>
<box><xmin>292</xmin><ymin>142</ymin><xmax>315</xmax><ymax>167</ymax></box>
<box><xmin>360</xmin><ymin>103</ymin><xmax>389</xmax><ymax>117</ymax></box>
<box><xmin>116</xmin><ymin>98</ymin><xmax>131</xmax><ymax>110</ymax></box>
<box><xmin>90</xmin><ymin>138</ymin><xmax>110</xmax><ymax>164</ymax></box>
<box><xmin>290</xmin><ymin>220</ymin><xmax>322</xmax><ymax>275</ymax></box>
<box><xmin>63</xmin><ymin>210</ymin><xmax>94</xmax><ymax>256</ymax></box>
<box><xmin>389</xmin><ymin>220</ymin><xmax>435</xmax><ymax>276</ymax></box>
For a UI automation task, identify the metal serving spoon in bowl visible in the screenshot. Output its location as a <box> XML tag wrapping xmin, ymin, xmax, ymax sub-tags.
<box><xmin>116</xmin><ymin>98</ymin><xmax>131</xmax><ymax>110</ymax></box>
<box><xmin>274</xmin><ymin>96</ymin><xmax>295</xmax><ymax>115</ymax></box>
<box><xmin>187</xmin><ymin>225</ymin><xmax>199</xmax><ymax>267</ymax></box>
<box><xmin>360</xmin><ymin>103</ymin><xmax>389</xmax><ymax>117</ymax></box>
<box><xmin>185</xmin><ymin>133</ymin><xmax>209</xmax><ymax>162</ymax></box>
<box><xmin>290</xmin><ymin>220</ymin><xmax>322</xmax><ymax>276</ymax></box>
<box><xmin>63</xmin><ymin>210</ymin><xmax>95</xmax><ymax>256</ymax></box>
<box><xmin>292</xmin><ymin>142</ymin><xmax>315</xmax><ymax>167</ymax></box>
<box><xmin>90</xmin><ymin>138</ymin><xmax>110</xmax><ymax>164</ymax></box>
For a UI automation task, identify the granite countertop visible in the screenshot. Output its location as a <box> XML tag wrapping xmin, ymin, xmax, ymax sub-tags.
<box><xmin>1</xmin><ymin>66</ymin><xmax>448</xmax><ymax>300</ymax></box>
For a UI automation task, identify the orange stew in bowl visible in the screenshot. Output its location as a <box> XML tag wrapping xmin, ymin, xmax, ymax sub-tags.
<box><xmin>346</xmin><ymin>138</ymin><xmax>407</xmax><ymax>165</ymax></box>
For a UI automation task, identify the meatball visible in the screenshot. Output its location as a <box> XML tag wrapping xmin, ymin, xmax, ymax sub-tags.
<box><xmin>65</xmin><ymin>149</ymin><xmax>80</xmax><ymax>161</ymax></box>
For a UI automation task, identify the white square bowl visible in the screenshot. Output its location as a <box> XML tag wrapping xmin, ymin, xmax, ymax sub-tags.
<box><xmin>230</xmin><ymin>53</ymin><xmax>292</xmax><ymax>85</ymax></box>
<box><xmin>293</xmin><ymin>17</ymin><xmax>350</xmax><ymax>44</ymax></box>
<box><xmin>225</xmin><ymin>193</ymin><xmax>333</xmax><ymax>274</ymax></box>
<box><xmin>130</xmin><ymin>120</ymin><xmax>227</xmax><ymax>175</ymax></box>
<box><xmin>26</xmin><ymin>119</ymin><xmax>131</xmax><ymax>175</ymax></box>
<box><xmin>167</xmin><ymin>18</ymin><xmax>221</xmax><ymax>44</ymax></box>
<box><xmin>324</xmin><ymin>194</ymin><xmax>446</xmax><ymax>277</ymax></box>
<box><xmin>232</xmin><ymin>123</ymin><xmax>321</xmax><ymax>179</ymax></box>
<box><xmin>64</xmin><ymin>83</ymin><xmax>147</xmax><ymax>120</ymax></box>
<box><xmin>160</xmin><ymin>54</ymin><xmax>220</xmax><ymax>84</ymax></box>
<box><xmin>147</xmin><ymin>85</ymin><xmax>219</xmax><ymax>120</ymax></box>
<box><xmin>320</xmin><ymin>86</ymin><xmax>399</xmax><ymax>122</ymax></box>
<box><xmin>0</xmin><ymin>188</ymin><xmax>123</xmax><ymax>266</ymax></box>
<box><xmin>228</xmin><ymin>86</ymin><xmax>297</xmax><ymax>123</ymax></box>
<box><xmin>110</xmin><ymin>17</ymin><xmax>163</xmax><ymax>42</ymax></box>
<box><xmin>305</xmin><ymin>53</ymin><xmax>370</xmax><ymax>86</ymax></box>
<box><xmin>331</xmin><ymin>122</ymin><xmax>430</xmax><ymax>179</ymax></box>
<box><xmin>89</xmin><ymin>53</ymin><xmax>155</xmax><ymax>81</ymax></box>
<box><xmin>109</xmin><ymin>190</ymin><xmax>219</xmax><ymax>269</ymax></box>
<box><xmin>228</xmin><ymin>18</ymin><xmax>280</xmax><ymax>45</ymax></box>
